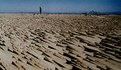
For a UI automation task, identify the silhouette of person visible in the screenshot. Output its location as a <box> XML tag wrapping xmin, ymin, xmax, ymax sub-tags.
<box><xmin>40</xmin><ymin>7</ymin><xmax>42</xmax><ymax>14</ymax></box>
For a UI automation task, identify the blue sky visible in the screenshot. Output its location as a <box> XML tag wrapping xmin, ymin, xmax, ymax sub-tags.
<box><xmin>0</xmin><ymin>0</ymin><xmax>121</xmax><ymax>13</ymax></box>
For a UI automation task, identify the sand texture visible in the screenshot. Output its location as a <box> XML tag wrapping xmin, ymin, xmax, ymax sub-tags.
<box><xmin>0</xmin><ymin>14</ymin><xmax>121</xmax><ymax>70</ymax></box>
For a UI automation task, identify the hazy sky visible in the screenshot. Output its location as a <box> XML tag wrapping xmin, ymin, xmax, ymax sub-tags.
<box><xmin>0</xmin><ymin>0</ymin><xmax>121</xmax><ymax>13</ymax></box>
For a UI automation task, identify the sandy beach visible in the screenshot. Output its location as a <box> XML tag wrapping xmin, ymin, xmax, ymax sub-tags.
<box><xmin>0</xmin><ymin>14</ymin><xmax>121</xmax><ymax>70</ymax></box>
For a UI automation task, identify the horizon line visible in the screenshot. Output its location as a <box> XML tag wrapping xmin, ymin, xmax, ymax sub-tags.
<box><xmin>0</xmin><ymin>11</ymin><xmax>121</xmax><ymax>15</ymax></box>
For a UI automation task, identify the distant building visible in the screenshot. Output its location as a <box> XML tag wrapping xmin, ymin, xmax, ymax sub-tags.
<box><xmin>88</xmin><ymin>10</ymin><xmax>98</xmax><ymax>15</ymax></box>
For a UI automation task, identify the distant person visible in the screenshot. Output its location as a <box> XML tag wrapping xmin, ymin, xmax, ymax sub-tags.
<box><xmin>40</xmin><ymin>7</ymin><xmax>42</xmax><ymax>14</ymax></box>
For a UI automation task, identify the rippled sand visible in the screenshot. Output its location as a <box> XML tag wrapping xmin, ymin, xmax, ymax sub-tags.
<box><xmin>0</xmin><ymin>14</ymin><xmax>121</xmax><ymax>70</ymax></box>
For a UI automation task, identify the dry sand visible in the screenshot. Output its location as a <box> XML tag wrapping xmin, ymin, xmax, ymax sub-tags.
<box><xmin>0</xmin><ymin>14</ymin><xmax>121</xmax><ymax>70</ymax></box>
